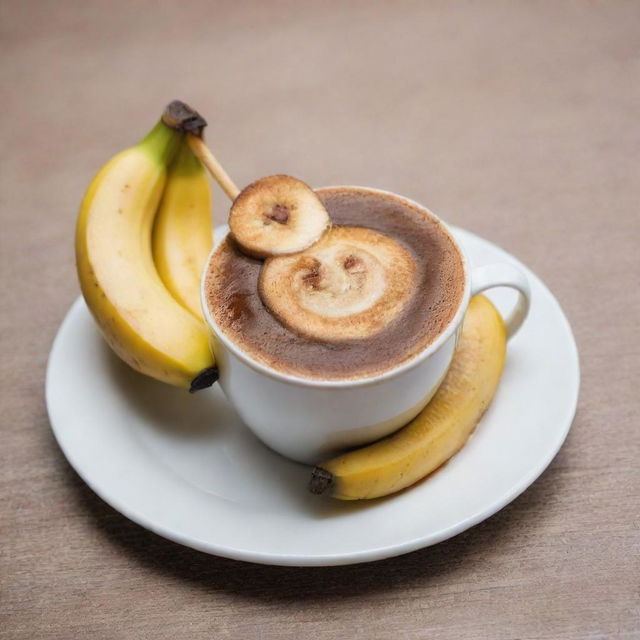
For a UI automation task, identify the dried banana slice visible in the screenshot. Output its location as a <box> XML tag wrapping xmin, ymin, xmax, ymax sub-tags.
<box><xmin>229</xmin><ymin>175</ymin><xmax>329</xmax><ymax>258</ymax></box>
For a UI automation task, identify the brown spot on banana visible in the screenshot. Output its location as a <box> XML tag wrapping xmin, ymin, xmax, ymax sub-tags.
<box><xmin>264</xmin><ymin>203</ymin><xmax>290</xmax><ymax>225</ymax></box>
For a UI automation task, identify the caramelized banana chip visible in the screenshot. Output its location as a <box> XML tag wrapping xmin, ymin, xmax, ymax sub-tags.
<box><xmin>229</xmin><ymin>175</ymin><xmax>330</xmax><ymax>258</ymax></box>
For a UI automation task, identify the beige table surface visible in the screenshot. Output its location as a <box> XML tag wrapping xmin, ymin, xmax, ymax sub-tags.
<box><xmin>1</xmin><ymin>2</ymin><xmax>639</xmax><ymax>638</ymax></box>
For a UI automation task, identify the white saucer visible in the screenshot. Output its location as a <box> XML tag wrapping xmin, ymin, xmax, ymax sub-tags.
<box><xmin>46</xmin><ymin>228</ymin><xmax>579</xmax><ymax>566</ymax></box>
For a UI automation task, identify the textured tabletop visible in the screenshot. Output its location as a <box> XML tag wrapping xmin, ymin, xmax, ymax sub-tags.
<box><xmin>1</xmin><ymin>2</ymin><xmax>639</xmax><ymax>638</ymax></box>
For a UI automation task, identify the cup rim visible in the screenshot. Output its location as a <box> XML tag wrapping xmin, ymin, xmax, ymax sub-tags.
<box><xmin>201</xmin><ymin>185</ymin><xmax>471</xmax><ymax>389</ymax></box>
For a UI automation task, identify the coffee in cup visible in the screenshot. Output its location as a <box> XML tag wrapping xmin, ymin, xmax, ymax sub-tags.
<box><xmin>204</xmin><ymin>186</ymin><xmax>465</xmax><ymax>381</ymax></box>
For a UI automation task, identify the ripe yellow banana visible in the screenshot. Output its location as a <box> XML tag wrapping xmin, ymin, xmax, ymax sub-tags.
<box><xmin>75</xmin><ymin>111</ymin><xmax>217</xmax><ymax>391</ymax></box>
<box><xmin>152</xmin><ymin>139</ymin><xmax>213</xmax><ymax>320</ymax></box>
<box><xmin>309</xmin><ymin>295</ymin><xmax>506</xmax><ymax>499</ymax></box>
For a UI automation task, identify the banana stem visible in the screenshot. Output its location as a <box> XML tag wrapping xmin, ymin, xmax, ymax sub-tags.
<box><xmin>187</xmin><ymin>134</ymin><xmax>240</xmax><ymax>201</ymax></box>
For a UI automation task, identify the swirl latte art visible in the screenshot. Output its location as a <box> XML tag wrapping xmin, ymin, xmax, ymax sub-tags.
<box><xmin>259</xmin><ymin>227</ymin><xmax>417</xmax><ymax>342</ymax></box>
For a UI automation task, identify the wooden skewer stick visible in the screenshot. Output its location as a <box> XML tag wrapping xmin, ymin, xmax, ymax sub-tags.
<box><xmin>187</xmin><ymin>134</ymin><xmax>240</xmax><ymax>201</ymax></box>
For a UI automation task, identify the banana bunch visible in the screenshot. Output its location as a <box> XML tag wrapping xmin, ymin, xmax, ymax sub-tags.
<box><xmin>309</xmin><ymin>295</ymin><xmax>507</xmax><ymax>499</ymax></box>
<box><xmin>75</xmin><ymin>104</ymin><xmax>217</xmax><ymax>391</ymax></box>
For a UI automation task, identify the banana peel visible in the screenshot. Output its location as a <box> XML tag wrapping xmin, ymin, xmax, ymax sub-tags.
<box><xmin>153</xmin><ymin>138</ymin><xmax>213</xmax><ymax>321</ymax></box>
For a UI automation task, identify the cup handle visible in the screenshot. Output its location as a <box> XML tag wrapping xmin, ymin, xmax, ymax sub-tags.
<box><xmin>470</xmin><ymin>263</ymin><xmax>531</xmax><ymax>339</ymax></box>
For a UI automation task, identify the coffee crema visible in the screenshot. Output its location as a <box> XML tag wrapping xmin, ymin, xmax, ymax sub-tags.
<box><xmin>205</xmin><ymin>187</ymin><xmax>465</xmax><ymax>380</ymax></box>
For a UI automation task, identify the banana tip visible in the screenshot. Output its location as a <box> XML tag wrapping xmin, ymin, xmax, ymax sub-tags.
<box><xmin>189</xmin><ymin>367</ymin><xmax>219</xmax><ymax>393</ymax></box>
<box><xmin>162</xmin><ymin>100</ymin><xmax>207</xmax><ymax>136</ymax></box>
<box><xmin>309</xmin><ymin>467</ymin><xmax>333</xmax><ymax>495</ymax></box>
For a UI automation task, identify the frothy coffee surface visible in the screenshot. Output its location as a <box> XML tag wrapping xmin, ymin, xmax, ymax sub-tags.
<box><xmin>205</xmin><ymin>187</ymin><xmax>465</xmax><ymax>380</ymax></box>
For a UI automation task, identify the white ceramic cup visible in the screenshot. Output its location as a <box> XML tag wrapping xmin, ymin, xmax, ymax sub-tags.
<box><xmin>202</xmin><ymin>187</ymin><xmax>530</xmax><ymax>464</ymax></box>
